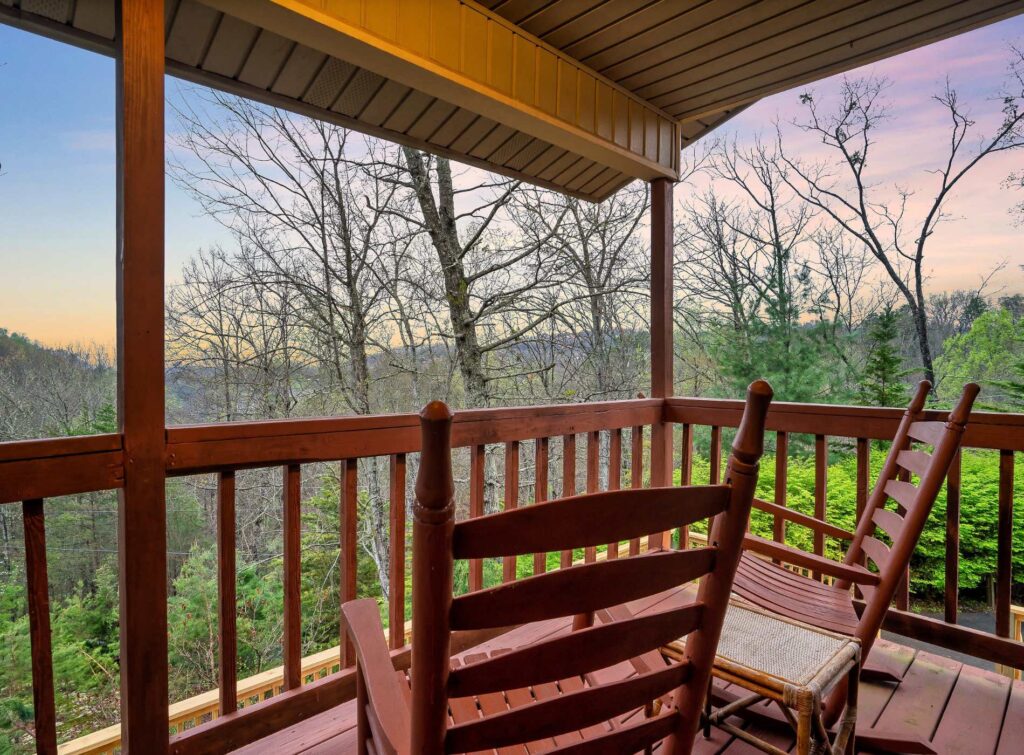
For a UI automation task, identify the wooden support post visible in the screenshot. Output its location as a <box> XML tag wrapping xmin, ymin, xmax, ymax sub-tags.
<box><xmin>411</xmin><ymin>402</ymin><xmax>455</xmax><ymax>755</ymax></box>
<box><xmin>115</xmin><ymin>1</ymin><xmax>168</xmax><ymax>750</ymax></box>
<box><xmin>650</xmin><ymin>177</ymin><xmax>674</xmax><ymax>550</ymax></box>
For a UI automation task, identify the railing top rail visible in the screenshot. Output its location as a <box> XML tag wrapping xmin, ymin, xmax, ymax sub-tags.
<box><xmin>3</xmin><ymin>396</ymin><xmax>1021</xmax><ymax>504</ymax></box>
<box><xmin>666</xmin><ymin>396</ymin><xmax>1024</xmax><ymax>451</ymax></box>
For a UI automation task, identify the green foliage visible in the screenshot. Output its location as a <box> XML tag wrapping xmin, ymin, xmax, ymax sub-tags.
<box><xmin>936</xmin><ymin>308</ymin><xmax>1024</xmax><ymax>408</ymax></box>
<box><xmin>859</xmin><ymin>305</ymin><xmax>909</xmax><ymax>407</ymax></box>
<box><xmin>679</xmin><ymin>448</ymin><xmax>1024</xmax><ymax>598</ymax></box>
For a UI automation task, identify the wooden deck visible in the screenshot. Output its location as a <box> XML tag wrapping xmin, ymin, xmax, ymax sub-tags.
<box><xmin>232</xmin><ymin>584</ymin><xmax>1024</xmax><ymax>754</ymax></box>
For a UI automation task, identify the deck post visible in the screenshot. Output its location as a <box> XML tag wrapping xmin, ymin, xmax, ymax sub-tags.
<box><xmin>411</xmin><ymin>402</ymin><xmax>456</xmax><ymax>755</ymax></box>
<box><xmin>650</xmin><ymin>177</ymin><xmax>674</xmax><ymax>547</ymax></box>
<box><xmin>115</xmin><ymin>0</ymin><xmax>169</xmax><ymax>751</ymax></box>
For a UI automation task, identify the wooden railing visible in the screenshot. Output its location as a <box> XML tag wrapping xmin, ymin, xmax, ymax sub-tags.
<box><xmin>2</xmin><ymin>396</ymin><xmax>1021</xmax><ymax>753</ymax></box>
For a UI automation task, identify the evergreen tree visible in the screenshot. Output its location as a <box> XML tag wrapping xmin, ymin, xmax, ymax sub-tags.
<box><xmin>860</xmin><ymin>305</ymin><xmax>908</xmax><ymax>407</ymax></box>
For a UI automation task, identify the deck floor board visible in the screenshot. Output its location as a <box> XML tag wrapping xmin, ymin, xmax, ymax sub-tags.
<box><xmin>229</xmin><ymin>583</ymin><xmax>1024</xmax><ymax>754</ymax></box>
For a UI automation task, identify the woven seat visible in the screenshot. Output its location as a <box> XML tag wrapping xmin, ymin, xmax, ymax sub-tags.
<box><xmin>716</xmin><ymin>603</ymin><xmax>855</xmax><ymax>687</ymax></box>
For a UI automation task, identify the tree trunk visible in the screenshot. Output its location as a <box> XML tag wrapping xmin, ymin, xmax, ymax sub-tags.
<box><xmin>402</xmin><ymin>149</ymin><xmax>489</xmax><ymax>407</ymax></box>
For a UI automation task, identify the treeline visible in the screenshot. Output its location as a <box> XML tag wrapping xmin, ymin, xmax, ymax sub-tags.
<box><xmin>3</xmin><ymin>52</ymin><xmax>1024</xmax><ymax>750</ymax></box>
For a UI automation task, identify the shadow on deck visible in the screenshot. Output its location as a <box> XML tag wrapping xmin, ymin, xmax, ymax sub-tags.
<box><xmin>230</xmin><ymin>583</ymin><xmax>1024</xmax><ymax>754</ymax></box>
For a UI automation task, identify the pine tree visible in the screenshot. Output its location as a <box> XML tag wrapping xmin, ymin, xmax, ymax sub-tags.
<box><xmin>860</xmin><ymin>305</ymin><xmax>908</xmax><ymax>407</ymax></box>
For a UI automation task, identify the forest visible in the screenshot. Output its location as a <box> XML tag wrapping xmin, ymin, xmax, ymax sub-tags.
<box><xmin>2</xmin><ymin>55</ymin><xmax>1024</xmax><ymax>751</ymax></box>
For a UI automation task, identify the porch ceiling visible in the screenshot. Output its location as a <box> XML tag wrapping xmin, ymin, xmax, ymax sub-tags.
<box><xmin>2</xmin><ymin>0</ymin><xmax>1023</xmax><ymax>201</ymax></box>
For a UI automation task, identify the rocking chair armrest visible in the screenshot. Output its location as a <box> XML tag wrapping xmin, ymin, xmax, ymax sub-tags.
<box><xmin>742</xmin><ymin>534</ymin><xmax>881</xmax><ymax>586</ymax></box>
<box><xmin>341</xmin><ymin>598</ymin><xmax>410</xmax><ymax>748</ymax></box>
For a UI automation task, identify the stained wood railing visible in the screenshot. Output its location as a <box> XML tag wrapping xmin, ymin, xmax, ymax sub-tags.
<box><xmin>2</xmin><ymin>396</ymin><xmax>1021</xmax><ymax>753</ymax></box>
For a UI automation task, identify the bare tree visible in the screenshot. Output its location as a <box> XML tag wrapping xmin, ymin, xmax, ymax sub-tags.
<box><xmin>777</xmin><ymin>54</ymin><xmax>1024</xmax><ymax>384</ymax></box>
<box><xmin>511</xmin><ymin>182</ymin><xmax>650</xmax><ymax>402</ymax></box>
<box><xmin>371</xmin><ymin>149</ymin><xmax>569</xmax><ymax>407</ymax></box>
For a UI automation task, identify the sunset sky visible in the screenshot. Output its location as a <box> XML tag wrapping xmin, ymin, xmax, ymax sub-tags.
<box><xmin>1</xmin><ymin>15</ymin><xmax>1023</xmax><ymax>347</ymax></box>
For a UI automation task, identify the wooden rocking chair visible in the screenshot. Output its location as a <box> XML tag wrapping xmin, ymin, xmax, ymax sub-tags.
<box><xmin>341</xmin><ymin>381</ymin><xmax>773</xmax><ymax>754</ymax></box>
<box><xmin>733</xmin><ymin>380</ymin><xmax>980</xmax><ymax>751</ymax></box>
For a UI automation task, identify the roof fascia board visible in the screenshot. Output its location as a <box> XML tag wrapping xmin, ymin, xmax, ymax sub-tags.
<box><xmin>206</xmin><ymin>0</ymin><xmax>680</xmax><ymax>181</ymax></box>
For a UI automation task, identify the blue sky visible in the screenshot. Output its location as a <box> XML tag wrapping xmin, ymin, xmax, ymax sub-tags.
<box><xmin>2</xmin><ymin>16</ymin><xmax>1023</xmax><ymax>346</ymax></box>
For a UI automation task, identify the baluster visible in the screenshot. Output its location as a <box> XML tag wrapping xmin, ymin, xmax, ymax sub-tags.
<box><xmin>607</xmin><ymin>428</ymin><xmax>622</xmax><ymax>559</ymax></box>
<box><xmin>630</xmin><ymin>425</ymin><xmax>644</xmax><ymax>555</ymax></box>
<box><xmin>217</xmin><ymin>471</ymin><xmax>237</xmax><ymax>714</ymax></box>
<box><xmin>533</xmin><ymin>437</ymin><xmax>549</xmax><ymax>575</ymax></box>
<box><xmin>896</xmin><ymin>465</ymin><xmax>911</xmax><ymax>610</ymax></box>
<box><xmin>773</xmin><ymin>432</ymin><xmax>788</xmax><ymax>544</ymax></box>
<box><xmin>854</xmin><ymin>438</ymin><xmax>870</xmax><ymax>568</ymax></box>
<box><xmin>282</xmin><ymin>464</ymin><xmax>301</xmax><ymax>689</ymax></box>
<box><xmin>560</xmin><ymin>434</ymin><xmax>577</xmax><ymax>568</ymax></box>
<box><xmin>709</xmin><ymin>426</ymin><xmax>722</xmax><ymax>484</ymax></box>
<box><xmin>945</xmin><ymin>450</ymin><xmax>961</xmax><ymax>625</ymax></box>
<box><xmin>389</xmin><ymin>454</ymin><xmax>406</xmax><ymax>648</ymax></box>
<box><xmin>679</xmin><ymin>423</ymin><xmax>693</xmax><ymax>548</ymax></box>
<box><xmin>469</xmin><ymin>444</ymin><xmax>485</xmax><ymax>591</ymax></box>
<box><xmin>23</xmin><ymin>498</ymin><xmax>56</xmax><ymax>755</ymax></box>
<box><xmin>814</xmin><ymin>435</ymin><xmax>827</xmax><ymax>581</ymax></box>
<box><xmin>341</xmin><ymin>459</ymin><xmax>358</xmax><ymax>667</ymax></box>
<box><xmin>680</xmin><ymin>423</ymin><xmax>693</xmax><ymax>486</ymax></box>
<box><xmin>585</xmin><ymin>431</ymin><xmax>599</xmax><ymax>562</ymax></box>
<box><xmin>503</xmin><ymin>442</ymin><xmax>520</xmax><ymax>582</ymax></box>
<box><xmin>997</xmin><ymin>450</ymin><xmax>1015</xmax><ymax>637</ymax></box>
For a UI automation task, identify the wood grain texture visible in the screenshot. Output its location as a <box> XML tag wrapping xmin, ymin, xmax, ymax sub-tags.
<box><xmin>115</xmin><ymin>0</ymin><xmax>169</xmax><ymax>749</ymax></box>
<box><xmin>450</xmin><ymin>548</ymin><xmax>717</xmax><ymax>630</ymax></box>
<box><xmin>454</xmin><ymin>486</ymin><xmax>729</xmax><ymax>558</ymax></box>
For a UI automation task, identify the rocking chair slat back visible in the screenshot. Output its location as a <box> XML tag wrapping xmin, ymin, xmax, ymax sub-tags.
<box><xmin>870</xmin><ymin>507</ymin><xmax>905</xmax><ymax>541</ymax></box>
<box><xmin>450</xmin><ymin>548</ymin><xmax>716</xmax><ymax>630</ymax></box>
<box><xmin>895</xmin><ymin>449</ymin><xmax>932</xmax><ymax>478</ymax></box>
<box><xmin>883</xmin><ymin>479</ymin><xmax>920</xmax><ymax>512</ymax></box>
<box><xmin>452</xmin><ymin>485</ymin><xmax>730</xmax><ymax>559</ymax></box>
<box><xmin>448</xmin><ymin>604</ymin><xmax>706</xmax><ymax>697</ymax></box>
<box><xmin>398</xmin><ymin>380</ymin><xmax>773</xmax><ymax>754</ymax></box>
<box><xmin>838</xmin><ymin>381</ymin><xmax>980</xmax><ymax>656</ymax></box>
<box><xmin>907</xmin><ymin>420</ymin><xmax>947</xmax><ymax>445</ymax></box>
